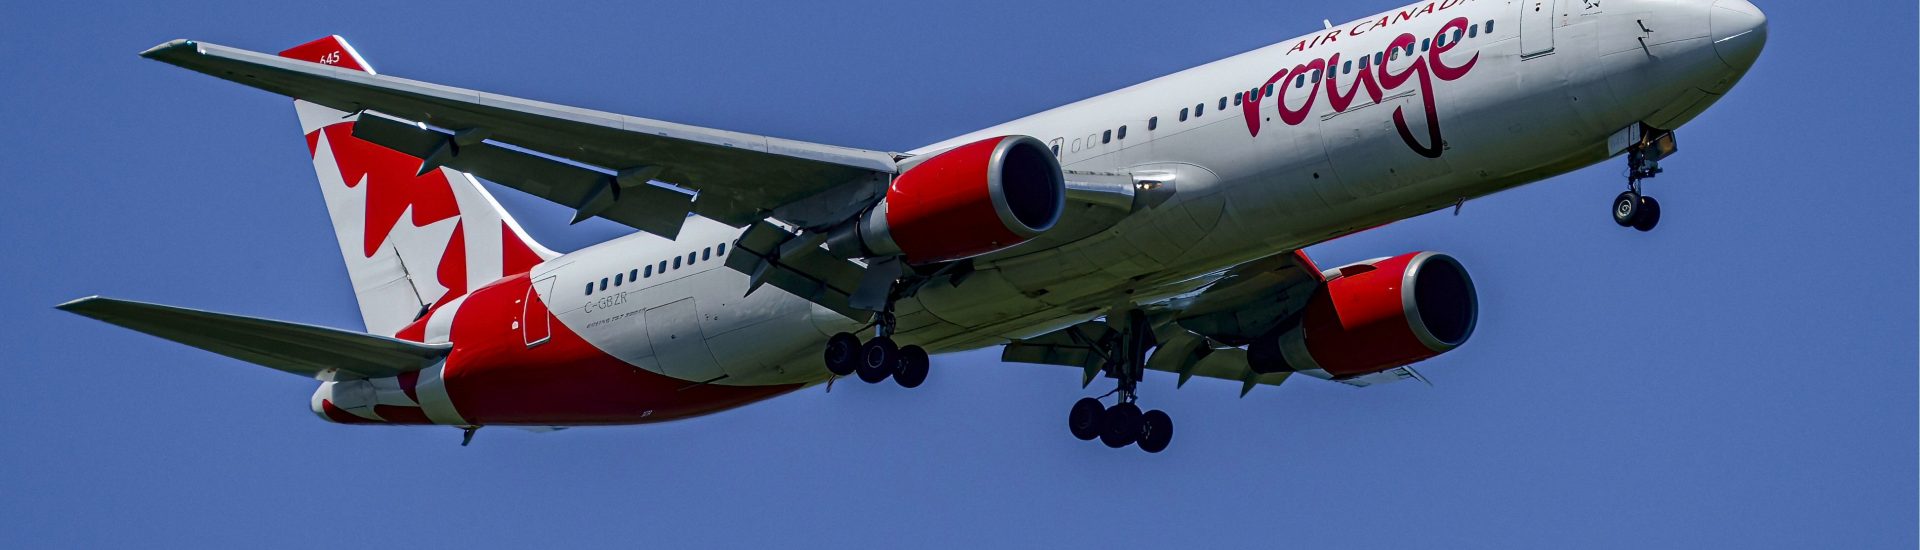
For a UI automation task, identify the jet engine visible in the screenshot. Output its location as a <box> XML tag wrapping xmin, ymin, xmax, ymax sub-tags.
<box><xmin>1248</xmin><ymin>252</ymin><xmax>1478</xmax><ymax>379</ymax></box>
<box><xmin>831</xmin><ymin>135</ymin><xmax>1064</xmax><ymax>264</ymax></box>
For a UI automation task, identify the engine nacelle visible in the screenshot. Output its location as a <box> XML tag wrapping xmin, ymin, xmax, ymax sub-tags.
<box><xmin>834</xmin><ymin>136</ymin><xmax>1064</xmax><ymax>264</ymax></box>
<box><xmin>1249</xmin><ymin>252</ymin><xmax>1478</xmax><ymax>379</ymax></box>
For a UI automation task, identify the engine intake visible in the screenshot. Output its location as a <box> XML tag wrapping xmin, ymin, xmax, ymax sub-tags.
<box><xmin>1249</xmin><ymin>252</ymin><xmax>1478</xmax><ymax>378</ymax></box>
<box><xmin>837</xmin><ymin>136</ymin><xmax>1064</xmax><ymax>264</ymax></box>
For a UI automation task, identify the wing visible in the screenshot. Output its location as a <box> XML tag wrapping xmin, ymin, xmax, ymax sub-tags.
<box><xmin>140</xmin><ymin>39</ymin><xmax>899</xmax><ymax>237</ymax></box>
<box><xmin>1003</xmin><ymin>250</ymin><xmax>1326</xmax><ymax>396</ymax></box>
<box><xmin>1002</xmin><ymin>321</ymin><xmax>1293</xmax><ymax>397</ymax></box>
<box><xmin>57</xmin><ymin>296</ymin><xmax>450</xmax><ymax>380</ymax></box>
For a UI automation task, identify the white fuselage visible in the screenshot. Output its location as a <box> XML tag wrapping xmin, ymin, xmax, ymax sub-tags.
<box><xmin>527</xmin><ymin>0</ymin><xmax>1757</xmax><ymax>388</ymax></box>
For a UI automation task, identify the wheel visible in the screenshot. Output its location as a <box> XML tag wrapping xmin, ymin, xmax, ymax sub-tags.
<box><xmin>824</xmin><ymin>332</ymin><xmax>860</xmax><ymax>376</ymax></box>
<box><xmin>1068</xmin><ymin>398</ymin><xmax>1105</xmax><ymax>441</ymax></box>
<box><xmin>1632</xmin><ymin>195</ymin><xmax>1662</xmax><ymax>232</ymax></box>
<box><xmin>1138</xmin><ymin>410</ymin><xmax>1173</xmax><ymax>453</ymax></box>
<box><xmin>1612</xmin><ymin>191</ymin><xmax>1641</xmax><ymax>227</ymax></box>
<box><xmin>893</xmin><ymin>345</ymin><xmax>929</xmax><ymax>389</ymax></box>
<box><xmin>856</xmin><ymin>337</ymin><xmax>897</xmax><ymax>383</ymax></box>
<box><xmin>1100</xmin><ymin>402</ymin><xmax>1143</xmax><ymax>448</ymax></box>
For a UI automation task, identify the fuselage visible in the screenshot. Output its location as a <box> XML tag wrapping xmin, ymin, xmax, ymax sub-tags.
<box><xmin>313</xmin><ymin>0</ymin><xmax>1767</xmax><ymax>426</ymax></box>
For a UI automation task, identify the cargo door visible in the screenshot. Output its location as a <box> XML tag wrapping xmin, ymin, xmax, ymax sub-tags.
<box><xmin>644</xmin><ymin>298</ymin><xmax>726</xmax><ymax>382</ymax></box>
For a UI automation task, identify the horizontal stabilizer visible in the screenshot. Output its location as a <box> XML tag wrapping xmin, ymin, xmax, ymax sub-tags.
<box><xmin>57</xmin><ymin>296</ymin><xmax>450</xmax><ymax>380</ymax></box>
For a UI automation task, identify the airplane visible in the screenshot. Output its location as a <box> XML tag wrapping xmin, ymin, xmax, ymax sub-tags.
<box><xmin>61</xmin><ymin>0</ymin><xmax>1766</xmax><ymax>452</ymax></box>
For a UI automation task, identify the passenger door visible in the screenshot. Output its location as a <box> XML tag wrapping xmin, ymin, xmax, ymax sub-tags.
<box><xmin>522</xmin><ymin>276</ymin><xmax>555</xmax><ymax>347</ymax></box>
<box><xmin>1521</xmin><ymin>0</ymin><xmax>1556</xmax><ymax>57</ymax></box>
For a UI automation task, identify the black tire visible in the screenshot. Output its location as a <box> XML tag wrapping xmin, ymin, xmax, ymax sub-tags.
<box><xmin>1633</xmin><ymin>195</ymin><xmax>1662</xmax><ymax>232</ymax></box>
<box><xmin>1100</xmin><ymin>402</ymin><xmax>1143</xmax><ymax>448</ymax></box>
<box><xmin>894</xmin><ymin>345</ymin><xmax>930</xmax><ymax>389</ymax></box>
<box><xmin>1613</xmin><ymin>191</ymin><xmax>1641</xmax><ymax>227</ymax></box>
<box><xmin>824</xmin><ymin>332</ymin><xmax>860</xmax><ymax>376</ymax></box>
<box><xmin>1138</xmin><ymin>410</ymin><xmax>1173</xmax><ymax>454</ymax></box>
<box><xmin>856</xmin><ymin>337</ymin><xmax>897</xmax><ymax>384</ymax></box>
<box><xmin>1068</xmin><ymin>398</ymin><xmax>1105</xmax><ymax>441</ymax></box>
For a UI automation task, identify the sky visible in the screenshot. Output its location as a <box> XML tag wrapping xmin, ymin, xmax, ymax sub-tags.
<box><xmin>3</xmin><ymin>1</ymin><xmax>1914</xmax><ymax>548</ymax></box>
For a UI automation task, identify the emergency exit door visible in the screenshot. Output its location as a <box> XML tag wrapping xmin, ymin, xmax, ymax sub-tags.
<box><xmin>1520</xmin><ymin>0</ymin><xmax>1556</xmax><ymax>57</ymax></box>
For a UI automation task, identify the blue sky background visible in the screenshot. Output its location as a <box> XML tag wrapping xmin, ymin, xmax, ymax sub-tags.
<box><xmin>4</xmin><ymin>1</ymin><xmax>1914</xmax><ymax>547</ymax></box>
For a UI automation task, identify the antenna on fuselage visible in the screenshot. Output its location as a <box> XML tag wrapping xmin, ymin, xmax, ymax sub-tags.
<box><xmin>1324</xmin><ymin>19</ymin><xmax>1333</xmax><ymax>30</ymax></box>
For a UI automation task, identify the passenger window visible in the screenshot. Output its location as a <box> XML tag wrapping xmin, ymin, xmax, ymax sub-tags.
<box><xmin>1179</xmin><ymin>107</ymin><xmax>1189</xmax><ymax>121</ymax></box>
<box><xmin>1469</xmin><ymin>24</ymin><xmax>1478</xmax><ymax>38</ymax></box>
<box><xmin>599</xmin><ymin>278</ymin><xmax>608</xmax><ymax>291</ymax></box>
<box><xmin>1486</xmin><ymin>20</ymin><xmax>1495</xmax><ymax>34</ymax></box>
<box><xmin>687</xmin><ymin>252</ymin><xmax>697</xmax><ymax>265</ymax></box>
<box><xmin>1420</xmin><ymin>39</ymin><xmax>1430</xmax><ymax>51</ymax></box>
<box><xmin>1265</xmin><ymin>84</ymin><xmax>1274</xmax><ymax>97</ymax></box>
<box><xmin>614</xmin><ymin>273</ymin><xmax>623</xmax><ymax>286</ymax></box>
<box><xmin>585</xmin><ymin>282</ymin><xmax>594</xmax><ymax>296</ymax></box>
<box><xmin>644</xmin><ymin>265</ymin><xmax>653</xmax><ymax>277</ymax></box>
<box><xmin>1311</xmin><ymin>69</ymin><xmax>1321</xmax><ymax>82</ymax></box>
<box><xmin>1375</xmin><ymin>52</ymin><xmax>1385</xmax><ymax>65</ymax></box>
<box><xmin>717</xmin><ymin>243</ymin><xmax>727</xmax><ymax>257</ymax></box>
<box><xmin>659</xmin><ymin>261</ymin><xmax>667</xmax><ymax>273</ymax></box>
<box><xmin>1233</xmin><ymin>92</ymin><xmax>1243</xmax><ymax>106</ymax></box>
<box><xmin>1148</xmin><ymin>117</ymin><xmax>1158</xmax><ymax>131</ymax></box>
<box><xmin>1197</xmin><ymin>103</ymin><xmax>1204</xmax><ymax>116</ymax></box>
<box><xmin>1117</xmin><ymin>125</ymin><xmax>1127</xmax><ymax>139</ymax></box>
<box><xmin>702</xmin><ymin>247</ymin><xmax>711</xmax><ymax>261</ymax></box>
<box><xmin>1436</xmin><ymin>35</ymin><xmax>1446</xmax><ymax>48</ymax></box>
<box><xmin>1051</xmin><ymin>143</ymin><xmax>1060</xmax><ymax>156</ymax></box>
<box><xmin>1101</xmin><ymin>130</ymin><xmax>1111</xmax><ymax>144</ymax></box>
<box><xmin>1218</xmin><ymin>97</ymin><xmax>1227</xmax><ymax>110</ymax></box>
<box><xmin>1343</xmin><ymin>60</ymin><xmax>1352</xmax><ymax>74</ymax></box>
<box><xmin>673</xmin><ymin>257</ymin><xmax>681</xmax><ymax>269</ymax></box>
<box><xmin>1453</xmin><ymin>29</ymin><xmax>1463</xmax><ymax>42</ymax></box>
<box><xmin>1295</xmin><ymin>74</ymin><xmax>1305</xmax><ymax>88</ymax></box>
<box><xmin>630</xmin><ymin>269</ymin><xmax>638</xmax><ymax>281</ymax></box>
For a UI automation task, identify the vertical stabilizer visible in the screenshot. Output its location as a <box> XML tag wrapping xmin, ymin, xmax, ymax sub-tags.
<box><xmin>280</xmin><ymin>36</ymin><xmax>559</xmax><ymax>337</ymax></box>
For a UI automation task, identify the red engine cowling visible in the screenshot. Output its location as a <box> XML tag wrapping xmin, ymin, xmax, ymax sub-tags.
<box><xmin>846</xmin><ymin>136</ymin><xmax>1064</xmax><ymax>264</ymax></box>
<box><xmin>1249</xmin><ymin>252</ymin><xmax>1478</xmax><ymax>379</ymax></box>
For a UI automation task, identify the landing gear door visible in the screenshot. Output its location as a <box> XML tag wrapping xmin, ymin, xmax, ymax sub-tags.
<box><xmin>1521</xmin><ymin>0</ymin><xmax>1556</xmax><ymax>57</ymax></box>
<box><xmin>522</xmin><ymin>276</ymin><xmax>555</xmax><ymax>347</ymax></box>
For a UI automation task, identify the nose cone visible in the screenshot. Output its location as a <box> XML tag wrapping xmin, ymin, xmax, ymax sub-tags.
<box><xmin>1711</xmin><ymin>0</ymin><xmax>1767</xmax><ymax>71</ymax></box>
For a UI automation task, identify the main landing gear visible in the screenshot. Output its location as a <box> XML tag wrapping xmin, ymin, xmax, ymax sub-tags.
<box><xmin>824</xmin><ymin>311</ymin><xmax>930</xmax><ymax>389</ymax></box>
<box><xmin>1065</xmin><ymin>310</ymin><xmax>1173</xmax><ymax>453</ymax></box>
<box><xmin>1612</xmin><ymin>126</ymin><xmax>1677</xmax><ymax>233</ymax></box>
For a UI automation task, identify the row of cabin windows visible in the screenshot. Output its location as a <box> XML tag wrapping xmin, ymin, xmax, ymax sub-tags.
<box><xmin>585</xmin><ymin>242</ymin><xmax>729</xmax><ymax>295</ymax></box>
<box><xmin>1280</xmin><ymin>21</ymin><xmax>1494</xmax><ymax>91</ymax></box>
<box><xmin>1082</xmin><ymin>20</ymin><xmax>1497</xmax><ymax>143</ymax></box>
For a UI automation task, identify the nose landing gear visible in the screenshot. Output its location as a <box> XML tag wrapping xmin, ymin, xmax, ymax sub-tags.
<box><xmin>1613</xmin><ymin>190</ymin><xmax>1661</xmax><ymax>232</ymax></box>
<box><xmin>1611</xmin><ymin>125</ymin><xmax>1676</xmax><ymax>232</ymax></box>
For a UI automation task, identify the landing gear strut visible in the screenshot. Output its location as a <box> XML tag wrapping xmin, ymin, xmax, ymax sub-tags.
<box><xmin>1065</xmin><ymin>310</ymin><xmax>1174</xmax><ymax>453</ymax></box>
<box><xmin>824</xmin><ymin>309</ymin><xmax>931</xmax><ymax>389</ymax></box>
<box><xmin>1612</xmin><ymin>125</ymin><xmax>1675</xmax><ymax>233</ymax></box>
